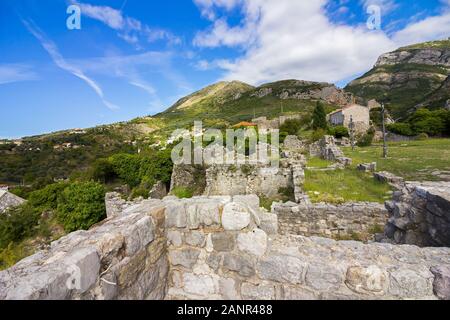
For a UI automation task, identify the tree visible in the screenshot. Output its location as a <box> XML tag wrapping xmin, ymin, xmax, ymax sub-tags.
<box><xmin>109</xmin><ymin>154</ymin><xmax>141</xmax><ymax>187</ymax></box>
<box><xmin>312</xmin><ymin>101</ymin><xmax>328</xmax><ymax>130</ymax></box>
<box><xmin>57</xmin><ymin>181</ymin><xmax>106</xmax><ymax>232</ymax></box>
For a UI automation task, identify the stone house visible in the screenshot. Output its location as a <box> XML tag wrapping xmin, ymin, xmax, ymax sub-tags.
<box><xmin>327</xmin><ymin>104</ymin><xmax>370</xmax><ymax>134</ymax></box>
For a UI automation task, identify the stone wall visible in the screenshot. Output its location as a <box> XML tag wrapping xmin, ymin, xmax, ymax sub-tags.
<box><xmin>273</xmin><ymin>201</ymin><xmax>388</xmax><ymax>240</ymax></box>
<box><xmin>383</xmin><ymin>182</ymin><xmax>450</xmax><ymax>247</ymax></box>
<box><xmin>2</xmin><ymin>194</ymin><xmax>450</xmax><ymax>300</ymax></box>
<box><xmin>309</xmin><ymin>136</ymin><xmax>352</xmax><ymax>167</ymax></box>
<box><xmin>204</xmin><ymin>163</ymin><xmax>293</xmax><ymax>198</ymax></box>
<box><xmin>0</xmin><ymin>200</ymin><xmax>168</xmax><ymax>299</ymax></box>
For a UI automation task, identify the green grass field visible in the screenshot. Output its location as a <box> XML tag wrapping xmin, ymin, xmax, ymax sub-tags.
<box><xmin>343</xmin><ymin>138</ymin><xmax>450</xmax><ymax>181</ymax></box>
<box><xmin>304</xmin><ymin>169</ymin><xmax>392</xmax><ymax>204</ymax></box>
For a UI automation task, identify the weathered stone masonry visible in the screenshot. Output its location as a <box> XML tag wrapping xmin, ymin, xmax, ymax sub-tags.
<box><xmin>383</xmin><ymin>182</ymin><xmax>450</xmax><ymax>247</ymax></box>
<box><xmin>1</xmin><ymin>194</ymin><xmax>450</xmax><ymax>300</ymax></box>
<box><xmin>273</xmin><ymin>201</ymin><xmax>388</xmax><ymax>240</ymax></box>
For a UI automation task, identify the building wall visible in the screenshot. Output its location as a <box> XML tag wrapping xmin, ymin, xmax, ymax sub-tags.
<box><xmin>342</xmin><ymin>104</ymin><xmax>370</xmax><ymax>132</ymax></box>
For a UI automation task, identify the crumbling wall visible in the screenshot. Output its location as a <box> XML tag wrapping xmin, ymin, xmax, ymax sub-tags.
<box><xmin>383</xmin><ymin>182</ymin><xmax>450</xmax><ymax>247</ymax></box>
<box><xmin>273</xmin><ymin>201</ymin><xmax>388</xmax><ymax>240</ymax></box>
<box><xmin>0</xmin><ymin>200</ymin><xmax>168</xmax><ymax>300</ymax></box>
<box><xmin>203</xmin><ymin>163</ymin><xmax>293</xmax><ymax>198</ymax></box>
<box><xmin>2</xmin><ymin>195</ymin><xmax>450</xmax><ymax>300</ymax></box>
<box><xmin>309</xmin><ymin>136</ymin><xmax>352</xmax><ymax>166</ymax></box>
<box><xmin>164</xmin><ymin>195</ymin><xmax>450</xmax><ymax>300</ymax></box>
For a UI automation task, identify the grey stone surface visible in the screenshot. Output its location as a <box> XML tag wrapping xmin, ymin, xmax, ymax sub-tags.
<box><xmin>2</xmin><ymin>194</ymin><xmax>450</xmax><ymax>301</ymax></box>
<box><xmin>0</xmin><ymin>190</ymin><xmax>26</xmax><ymax>214</ymax></box>
<box><xmin>211</xmin><ymin>233</ymin><xmax>236</xmax><ymax>252</ymax></box>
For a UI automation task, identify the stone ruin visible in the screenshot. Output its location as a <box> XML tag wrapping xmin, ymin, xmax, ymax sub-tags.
<box><xmin>382</xmin><ymin>181</ymin><xmax>450</xmax><ymax>247</ymax></box>
<box><xmin>309</xmin><ymin>136</ymin><xmax>352</xmax><ymax>167</ymax></box>
<box><xmin>169</xmin><ymin>139</ymin><xmax>307</xmax><ymax>202</ymax></box>
<box><xmin>1</xmin><ymin>194</ymin><xmax>450</xmax><ymax>300</ymax></box>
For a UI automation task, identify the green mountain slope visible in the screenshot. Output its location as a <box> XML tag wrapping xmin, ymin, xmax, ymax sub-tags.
<box><xmin>345</xmin><ymin>40</ymin><xmax>450</xmax><ymax>119</ymax></box>
<box><xmin>1</xmin><ymin>79</ymin><xmax>347</xmax><ymax>185</ymax></box>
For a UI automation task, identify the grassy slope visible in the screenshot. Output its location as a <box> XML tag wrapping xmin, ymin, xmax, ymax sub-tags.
<box><xmin>343</xmin><ymin>139</ymin><xmax>450</xmax><ymax>181</ymax></box>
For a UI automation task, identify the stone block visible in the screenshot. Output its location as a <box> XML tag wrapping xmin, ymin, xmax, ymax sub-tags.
<box><xmin>237</xmin><ymin>228</ymin><xmax>268</xmax><ymax>257</ymax></box>
<box><xmin>222</xmin><ymin>253</ymin><xmax>255</xmax><ymax>277</ymax></box>
<box><xmin>222</xmin><ymin>202</ymin><xmax>251</xmax><ymax>231</ymax></box>
<box><xmin>211</xmin><ymin>233</ymin><xmax>236</xmax><ymax>252</ymax></box>
<box><xmin>241</xmin><ymin>283</ymin><xmax>275</xmax><ymax>300</ymax></box>
<box><xmin>168</xmin><ymin>248</ymin><xmax>200</xmax><ymax>269</ymax></box>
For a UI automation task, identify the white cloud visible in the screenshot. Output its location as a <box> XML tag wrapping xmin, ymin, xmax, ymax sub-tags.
<box><xmin>74</xmin><ymin>1</ymin><xmax>180</xmax><ymax>46</ymax></box>
<box><xmin>360</xmin><ymin>0</ymin><xmax>398</xmax><ymax>14</ymax></box>
<box><xmin>193</xmin><ymin>0</ymin><xmax>243</xmax><ymax>20</ymax></box>
<box><xmin>22</xmin><ymin>19</ymin><xmax>119</xmax><ymax>110</ymax></box>
<box><xmin>193</xmin><ymin>0</ymin><xmax>450</xmax><ymax>86</ymax></box>
<box><xmin>393</xmin><ymin>12</ymin><xmax>450</xmax><ymax>46</ymax></box>
<box><xmin>0</xmin><ymin>64</ymin><xmax>37</xmax><ymax>85</ymax></box>
<box><xmin>67</xmin><ymin>51</ymin><xmax>191</xmax><ymax>110</ymax></box>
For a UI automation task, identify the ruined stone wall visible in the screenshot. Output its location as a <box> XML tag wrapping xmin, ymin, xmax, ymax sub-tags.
<box><xmin>383</xmin><ymin>182</ymin><xmax>450</xmax><ymax>247</ymax></box>
<box><xmin>203</xmin><ymin>164</ymin><xmax>293</xmax><ymax>198</ymax></box>
<box><xmin>309</xmin><ymin>136</ymin><xmax>352</xmax><ymax>167</ymax></box>
<box><xmin>0</xmin><ymin>200</ymin><xmax>168</xmax><ymax>300</ymax></box>
<box><xmin>2</xmin><ymin>195</ymin><xmax>450</xmax><ymax>300</ymax></box>
<box><xmin>164</xmin><ymin>195</ymin><xmax>450</xmax><ymax>300</ymax></box>
<box><xmin>273</xmin><ymin>202</ymin><xmax>388</xmax><ymax>240</ymax></box>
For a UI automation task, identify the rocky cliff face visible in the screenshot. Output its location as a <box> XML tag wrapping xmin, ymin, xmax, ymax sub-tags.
<box><xmin>251</xmin><ymin>80</ymin><xmax>353</xmax><ymax>107</ymax></box>
<box><xmin>345</xmin><ymin>40</ymin><xmax>450</xmax><ymax>118</ymax></box>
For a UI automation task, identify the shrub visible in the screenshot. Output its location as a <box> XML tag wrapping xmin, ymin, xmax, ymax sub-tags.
<box><xmin>357</xmin><ymin>128</ymin><xmax>375</xmax><ymax>147</ymax></box>
<box><xmin>329</xmin><ymin>126</ymin><xmax>349</xmax><ymax>139</ymax></box>
<box><xmin>28</xmin><ymin>182</ymin><xmax>68</xmax><ymax>210</ymax></box>
<box><xmin>417</xmin><ymin>132</ymin><xmax>429</xmax><ymax>140</ymax></box>
<box><xmin>408</xmin><ymin>108</ymin><xmax>447</xmax><ymax>136</ymax></box>
<box><xmin>0</xmin><ymin>204</ymin><xmax>40</xmax><ymax>248</ymax></box>
<box><xmin>109</xmin><ymin>154</ymin><xmax>141</xmax><ymax>188</ymax></box>
<box><xmin>312</xmin><ymin>101</ymin><xmax>328</xmax><ymax>130</ymax></box>
<box><xmin>280</xmin><ymin>119</ymin><xmax>303</xmax><ymax>136</ymax></box>
<box><xmin>171</xmin><ymin>187</ymin><xmax>193</xmax><ymax>199</ymax></box>
<box><xmin>311</xmin><ymin>128</ymin><xmax>326</xmax><ymax>142</ymax></box>
<box><xmin>139</xmin><ymin>149</ymin><xmax>173</xmax><ymax>186</ymax></box>
<box><xmin>90</xmin><ymin>158</ymin><xmax>116</xmax><ymax>183</ymax></box>
<box><xmin>57</xmin><ymin>181</ymin><xmax>106</xmax><ymax>232</ymax></box>
<box><xmin>387</xmin><ymin>123</ymin><xmax>414</xmax><ymax>136</ymax></box>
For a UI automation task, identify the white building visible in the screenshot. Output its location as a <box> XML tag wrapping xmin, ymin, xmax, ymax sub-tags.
<box><xmin>328</xmin><ymin>104</ymin><xmax>370</xmax><ymax>134</ymax></box>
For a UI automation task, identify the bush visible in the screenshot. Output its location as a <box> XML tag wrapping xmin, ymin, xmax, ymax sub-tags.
<box><xmin>311</xmin><ymin>129</ymin><xmax>326</xmax><ymax>142</ymax></box>
<box><xmin>357</xmin><ymin>128</ymin><xmax>375</xmax><ymax>147</ymax></box>
<box><xmin>417</xmin><ymin>132</ymin><xmax>429</xmax><ymax>140</ymax></box>
<box><xmin>28</xmin><ymin>182</ymin><xmax>68</xmax><ymax>210</ymax></box>
<box><xmin>109</xmin><ymin>154</ymin><xmax>141</xmax><ymax>188</ymax></box>
<box><xmin>408</xmin><ymin>108</ymin><xmax>447</xmax><ymax>136</ymax></box>
<box><xmin>329</xmin><ymin>126</ymin><xmax>349</xmax><ymax>139</ymax></box>
<box><xmin>90</xmin><ymin>158</ymin><xmax>116</xmax><ymax>183</ymax></box>
<box><xmin>57</xmin><ymin>181</ymin><xmax>106</xmax><ymax>232</ymax></box>
<box><xmin>0</xmin><ymin>204</ymin><xmax>40</xmax><ymax>248</ymax></box>
<box><xmin>387</xmin><ymin>123</ymin><xmax>414</xmax><ymax>136</ymax></box>
<box><xmin>280</xmin><ymin>119</ymin><xmax>302</xmax><ymax>136</ymax></box>
<box><xmin>171</xmin><ymin>187</ymin><xmax>193</xmax><ymax>199</ymax></box>
<box><xmin>139</xmin><ymin>149</ymin><xmax>173</xmax><ymax>187</ymax></box>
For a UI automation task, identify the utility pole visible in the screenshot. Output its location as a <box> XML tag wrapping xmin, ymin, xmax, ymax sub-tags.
<box><xmin>381</xmin><ymin>103</ymin><xmax>388</xmax><ymax>158</ymax></box>
<box><xmin>349</xmin><ymin>116</ymin><xmax>355</xmax><ymax>151</ymax></box>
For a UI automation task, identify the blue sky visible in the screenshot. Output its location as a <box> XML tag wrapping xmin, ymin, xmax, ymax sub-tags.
<box><xmin>1</xmin><ymin>0</ymin><xmax>449</xmax><ymax>138</ymax></box>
